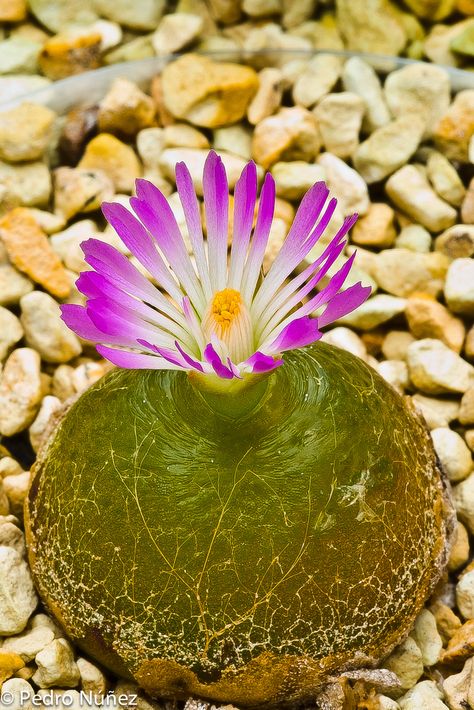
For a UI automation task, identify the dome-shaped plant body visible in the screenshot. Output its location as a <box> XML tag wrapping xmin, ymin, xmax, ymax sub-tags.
<box><xmin>25</xmin><ymin>343</ymin><xmax>454</xmax><ymax>708</ymax></box>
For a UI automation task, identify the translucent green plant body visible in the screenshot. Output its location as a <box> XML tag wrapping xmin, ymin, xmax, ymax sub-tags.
<box><xmin>25</xmin><ymin>343</ymin><xmax>453</xmax><ymax>708</ymax></box>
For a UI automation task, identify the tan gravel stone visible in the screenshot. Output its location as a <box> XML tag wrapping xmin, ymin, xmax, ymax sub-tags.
<box><xmin>271</xmin><ymin>161</ymin><xmax>325</xmax><ymax>200</ymax></box>
<box><xmin>213</xmin><ymin>125</ymin><xmax>252</xmax><ymax>160</ymax></box>
<box><xmin>466</xmin><ymin>326</ymin><xmax>474</xmax><ymax>361</ymax></box>
<box><xmin>465</xmin><ymin>430</ymin><xmax>474</xmax><ymax>450</ymax></box>
<box><xmin>293</xmin><ymin>54</ymin><xmax>343</xmax><ymax>107</ymax></box>
<box><xmin>430</xmin><ymin>601</ymin><xmax>462</xmax><ymax>644</ymax></box>
<box><xmin>337</xmin><ymin>295</ymin><xmax>406</xmax><ymax>330</ymax></box>
<box><xmin>384</xmin><ymin>637</ymin><xmax>423</xmax><ymax>690</ymax></box>
<box><xmin>448</xmin><ymin>521</ymin><xmax>470</xmax><ymax>572</ymax></box>
<box><xmin>152</xmin><ymin>12</ymin><xmax>203</xmax><ymax>54</ymax></box>
<box><xmin>76</xmin><ymin>657</ymin><xmax>108</xmax><ymax>695</ymax></box>
<box><xmin>385</xmin><ymin>165</ymin><xmax>457</xmax><ymax>232</ymax></box>
<box><xmin>457</xmin><ymin>570</ymin><xmax>474</xmax><ymax>620</ymax></box>
<box><xmin>72</xmin><ymin>361</ymin><xmax>107</xmax><ymax>393</ymax></box>
<box><xmin>20</xmin><ymin>291</ymin><xmax>81</xmax><ymax>364</ymax></box>
<box><xmin>402</xmin><ymin>0</ymin><xmax>455</xmax><ymax>18</ymax></box>
<box><xmin>28</xmin><ymin>209</ymin><xmax>65</xmax><ymax>235</ymax></box>
<box><xmin>399</xmin><ymin>680</ymin><xmax>449</xmax><ymax>709</ymax></box>
<box><xmin>462</xmin><ymin>177</ymin><xmax>474</xmax><ymax>224</ymax></box>
<box><xmin>0</xmin><ymin>480</ymin><xmax>9</xmax><ymax>516</ymax></box>
<box><xmin>407</xmin><ymin>338</ymin><xmax>474</xmax><ymax>394</ymax></box>
<box><xmin>431</xmin><ymin>427</ymin><xmax>472</xmax><ymax>481</ymax></box>
<box><xmin>3</xmin><ymin>471</ymin><xmax>30</xmax><ymax>515</ymax></box>
<box><xmin>281</xmin><ymin>0</ymin><xmax>317</xmax><ymax>27</ymax></box>
<box><xmin>445</xmin><ymin>258</ymin><xmax>474</xmax><ymax>316</ymax></box>
<box><xmin>0</xmin><ymin>348</ymin><xmax>42</xmax><ymax>437</ymax></box>
<box><xmin>442</xmin><ymin>620</ymin><xmax>474</xmax><ymax>663</ymax></box>
<box><xmin>458</xmin><ymin>0</ymin><xmax>474</xmax><ymax>11</ymax></box>
<box><xmin>443</xmin><ymin>657</ymin><xmax>474</xmax><ymax>710</ymax></box>
<box><xmin>405</xmin><ymin>295</ymin><xmax>465</xmax><ymax>352</ymax></box>
<box><xmin>321</xmin><ymin>327</ymin><xmax>368</xmax><ymax>361</ymax></box>
<box><xmin>163</xmin><ymin>124</ymin><xmax>209</xmax><ymax>151</ymax></box>
<box><xmin>0</xmin><ymin>161</ymin><xmax>52</xmax><ymax>210</ymax></box>
<box><xmin>352</xmin><ymin>203</ymin><xmax>396</xmax><ymax>248</ymax></box>
<box><xmin>93</xmin><ymin>0</ymin><xmax>164</xmax><ymax>29</ymax></box>
<box><xmin>0</xmin><ymin>520</ymin><xmax>25</xmax><ymax>557</ymax></box>
<box><xmin>342</xmin><ymin>57</ymin><xmax>391</xmax><ymax>133</ymax></box>
<box><xmin>313</xmin><ymin>92</ymin><xmax>364</xmax><ymax>159</ymax></box>
<box><xmin>384</xmin><ymin>63</ymin><xmax>451</xmax><ymax>138</ymax></box>
<box><xmin>136</xmin><ymin>128</ymin><xmax>164</xmax><ymax>168</ymax></box>
<box><xmin>0</xmin><ymin>651</ymin><xmax>25</xmax><ymax>684</ymax></box>
<box><xmin>435</xmin><ymin>225</ymin><xmax>474</xmax><ymax>259</ymax></box>
<box><xmin>336</xmin><ymin>0</ymin><xmax>407</xmax><ymax>55</ymax></box>
<box><xmin>29</xmin><ymin>395</ymin><xmax>62</xmax><ymax>453</ymax></box>
<box><xmin>354</xmin><ymin>116</ymin><xmax>425</xmax><ymax>184</ymax></box>
<box><xmin>33</xmin><ymin>639</ymin><xmax>80</xmax><ymax>689</ymax></box>
<box><xmin>51</xmin><ymin>364</ymin><xmax>75</xmax><ymax>401</ymax></box>
<box><xmin>0</xmin><ymin>546</ymin><xmax>38</xmax><ymax>635</ymax></box>
<box><xmin>98</xmin><ymin>78</ymin><xmax>155</xmax><ymax>137</ymax></box>
<box><xmin>252</xmin><ymin>106</ymin><xmax>321</xmax><ymax>169</ymax></box>
<box><xmin>395</xmin><ymin>224</ymin><xmax>432</xmax><ymax>253</ymax></box>
<box><xmin>412</xmin><ymin>394</ymin><xmax>460</xmax><ymax>429</ymax></box>
<box><xmin>0</xmin><ymin>208</ymin><xmax>70</xmax><ymax>299</ymax></box>
<box><xmin>434</xmin><ymin>90</ymin><xmax>474</xmax><ymax>162</ymax></box>
<box><xmin>0</xmin><ymin>307</ymin><xmax>23</xmax><ymax>361</ymax></box>
<box><xmin>247</xmin><ymin>67</ymin><xmax>284</xmax><ymax>125</ymax></box>
<box><xmin>427</xmin><ymin>151</ymin><xmax>466</xmax><ymax>206</ymax></box>
<box><xmin>376</xmin><ymin>697</ymin><xmax>400</xmax><ymax>710</ymax></box>
<box><xmin>78</xmin><ymin>134</ymin><xmax>141</xmax><ymax>193</ymax></box>
<box><xmin>30</xmin><ymin>613</ymin><xmax>64</xmax><ymax>639</ymax></box>
<box><xmin>2</xmin><ymin>626</ymin><xmax>55</xmax><ymax>662</ymax></box>
<box><xmin>453</xmin><ymin>473</ymin><xmax>474</xmax><ymax>533</ymax></box>
<box><xmin>0</xmin><ymin>0</ymin><xmax>26</xmax><ymax>20</ymax></box>
<box><xmin>377</xmin><ymin>360</ymin><xmax>410</xmax><ymax>393</ymax></box>
<box><xmin>373</xmin><ymin>249</ymin><xmax>449</xmax><ymax>298</ymax></box>
<box><xmin>411</xmin><ymin>609</ymin><xmax>443</xmax><ymax>666</ymax></box>
<box><xmin>0</xmin><ymin>103</ymin><xmax>55</xmax><ymax>163</ymax></box>
<box><xmin>161</xmin><ymin>54</ymin><xmax>258</xmax><ymax>128</ymax></box>
<box><xmin>317</xmin><ymin>152</ymin><xmax>369</xmax><ymax>216</ymax></box>
<box><xmin>460</xmin><ymin>387</ymin><xmax>474</xmax><ymax>425</ymax></box>
<box><xmin>382</xmin><ymin>331</ymin><xmax>415</xmax><ymax>361</ymax></box>
<box><xmin>0</xmin><ymin>458</ymin><xmax>23</xmax><ymax>478</ymax></box>
<box><xmin>38</xmin><ymin>30</ymin><xmax>101</xmax><ymax>81</ymax></box>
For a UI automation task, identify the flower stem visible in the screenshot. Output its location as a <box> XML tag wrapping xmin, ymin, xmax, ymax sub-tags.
<box><xmin>188</xmin><ymin>372</ymin><xmax>271</xmax><ymax>419</ymax></box>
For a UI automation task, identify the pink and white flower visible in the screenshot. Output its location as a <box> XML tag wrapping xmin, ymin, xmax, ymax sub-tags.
<box><xmin>61</xmin><ymin>151</ymin><xmax>370</xmax><ymax>385</ymax></box>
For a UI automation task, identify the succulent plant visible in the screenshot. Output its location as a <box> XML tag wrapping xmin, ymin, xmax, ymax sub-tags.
<box><xmin>25</xmin><ymin>153</ymin><xmax>454</xmax><ymax>708</ymax></box>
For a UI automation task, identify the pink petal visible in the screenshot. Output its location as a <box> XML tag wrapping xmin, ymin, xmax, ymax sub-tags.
<box><xmin>96</xmin><ymin>345</ymin><xmax>175</xmax><ymax>370</ymax></box>
<box><xmin>228</xmin><ymin>161</ymin><xmax>258</xmax><ymax>289</ymax></box>
<box><xmin>269</xmin><ymin>316</ymin><xmax>322</xmax><ymax>353</ymax></box>
<box><xmin>202</xmin><ymin>151</ymin><xmax>229</xmax><ymax>291</ymax></box>
<box><xmin>243</xmin><ymin>351</ymin><xmax>284</xmax><ymax>373</ymax></box>
<box><xmin>318</xmin><ymin>282</ymin><xmax>372</xmax><ymax>327</ymax></box>
<box><xmin>203</xmin><ymin>342</ymin><xmax>235</xmax><ymax>379</ymax></box>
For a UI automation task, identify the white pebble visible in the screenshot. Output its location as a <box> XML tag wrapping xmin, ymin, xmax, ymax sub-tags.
<box><xmin>431</xmin><ymin>427</ymin><xmax>473</xmax><ymax>482</ymax></box>
<box><xmin>0</xmin><ymin>546</ymin><xmax>38</xmax><ymax>635</ymax></box>
<box><xmin>33</xmin><ymin>639</ymin><xmax>80</xmax><ymax>688</ymax></box>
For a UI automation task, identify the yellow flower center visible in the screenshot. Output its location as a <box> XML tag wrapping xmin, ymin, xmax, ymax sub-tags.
<box><xmin>202</xmin><ymin>288</ymin><xmax>254</xmax><ymax>364</ymax></box>
<box><xmin>210</xmin><ymin>288</ymin><xmax>243</xmax><ymax>331</ymax></box>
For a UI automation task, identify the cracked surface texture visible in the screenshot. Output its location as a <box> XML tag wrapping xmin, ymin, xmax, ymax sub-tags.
<box><xmin>25</xmin><ymin>342</ymin><xmax>453</xmax><ymax>707</ymax></box>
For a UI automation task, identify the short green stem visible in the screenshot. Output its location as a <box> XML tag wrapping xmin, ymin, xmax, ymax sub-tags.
<box><xmin>188</xmin><ymin>372</ymin><xmax>271</xmax><ymax>419</ymax></box>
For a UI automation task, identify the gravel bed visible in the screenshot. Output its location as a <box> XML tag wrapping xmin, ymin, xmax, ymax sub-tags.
<box><xmin>2</xmin><ymin>0</ymin><xmax>474</xmax><ymax>106</ymax></box>
<box><xmin>2</xmin><ymin>47</ymin><xmax>474</xmax><ymax>710</ymax></box>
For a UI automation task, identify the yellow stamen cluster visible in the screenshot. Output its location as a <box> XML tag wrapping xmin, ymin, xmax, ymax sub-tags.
<box><xmin>202</xmin><ymin>288</ymin><xmax>254</xmax><ymax>364</ymax></box>
<box><xmin>210</xmin><ymin>288</ymin><xmax>242</xmax><ymax>331</ymax></box>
